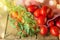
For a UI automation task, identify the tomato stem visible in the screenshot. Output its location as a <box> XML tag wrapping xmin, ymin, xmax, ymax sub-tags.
<box><xmin>19</xmin><ymin>36</ymin><xmax>21</xmax><ymax>39</ymax></box>
<box><xmin>4</xmin><ymin>13</ymin><xmax>9</xmax><ymax>38</ymax></box>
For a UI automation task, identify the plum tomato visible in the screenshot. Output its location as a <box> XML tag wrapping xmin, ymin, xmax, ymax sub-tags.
<box><xmin>40</xmin><ymin>9</ymin><xmax>46</xmax><ymax>17</ymax></box>
<box><xmin>56</xmin><ymin>21</ymin><xmax>60</xmax><ymax>28</ymax></box>
<box><xmin>27</xmin><ymin>5</ymin><xmax>38</xmax><ymax>13</ymax></box>
<box><xmin>48</xmin><ymin>20</ymin><xmax>54</xmax><ymax>27</ymax></box>
<box><xmin>40</xmin><ymin>25</ymin><xmax>48</xmax><ymax>36</ymax></box>
<box><xmin>47</xmin><ymin>12</ymin><xmax>54</xmax><ymax>19</ymax></box>
<box><xmin>55</xmin><ymin>16</ymin><xmax>60</xmax><ymax>22</ymax></box>
<box><xmin>40</xmin><ymin>6</ymin><xmax>52</xmax><ymax>17</ymax></box>
<box><xmin>50</xmin><ymin>26</ymin><xmax>59</xmax><ymax>36</ymax></box>
<box><xmin>42</xmin><ymin>6</ymin><xmax>48</xmax><ymax>11</ymax></box>
<box><xmin>34</xmin><ymin>9</ymin><xmax>41</xmax><ymax>18</ymax></box>
<box><xmin>36</xmin><ymin>16</ymin><xmax>47</xmax><ymax>25</ymax></box>
<box><xmin>40</xmin><ymin>6</ymin><xmax>48</xmax><ymax>17</ymax></box>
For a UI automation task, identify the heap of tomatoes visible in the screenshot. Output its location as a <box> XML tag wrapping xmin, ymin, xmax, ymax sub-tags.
<box><xmin>27</xmin><ymin>5</ymin><xmax>60</xmax><ymax>37</ymax></box>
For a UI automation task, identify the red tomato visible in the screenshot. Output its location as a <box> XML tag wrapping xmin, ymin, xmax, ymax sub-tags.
<box><xmin>42</xmin><ymin>6</ymin><xmax>48</xmax><ymax>11</ymax></box>
<box><xmin>50</xmin><ymin>26</ymin><xmax>59</xmax><ymax>36</ymax></box>
<box><xmin>40</xmin><ymin>9</ymin><xmax>46</xmax><ymax>17</ymax></box>
<box><xmin>34</xmin><ymin>9</ymin><xmax>41</xmax><ymax>18</ymax></box>
<box><xmin>47</xmin><ymin>12</ymin><xmax>54</xmax><ymax>19</ymax></box>
<box><xmin>56</xmin><ymin>21</ymin><xmax>60</xmax><ymax>28</ymax></box>
<box><xmin>40</xmin><ymin>25</ymin><xmax>48</xmax><ymax>36</ymax></box>
<box><xmin>40</xmin><ymin>6</ymin><xmax>52</xmax><ymax>17</ymax></box>
<box><xmin>40</xmin><ymin>6</ymin><xmax>48</xmax><ymax>17</ymax></box>
<box><xmin>54</xmin><ymin>16</ymin><xmax>60</xmax><ymax>21</ymax></box>
<box><xmin>27</xmin><ymin>5</ymin><xmax>38</xmax><ymax>13</ymax></box>
<box><xmin>11</xmin><ymin>12</ymin><xmax>18</xmax><ymax>19</ymax></box>
<box><xmin>37</xmin><ymin>16</ymin><xmax>46</xmax><ymax>25</ymax></box>
<box><xmin>48</xmin><ymin>20</ymin><xmax>54</xmax><ymax>27</ymax></box>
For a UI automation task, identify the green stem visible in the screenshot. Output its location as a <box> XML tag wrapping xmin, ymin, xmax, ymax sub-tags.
<box><xmin>4</xmin><ymin>13</ymin><xmax>9</xmax><ymax>38</ymax></box>
<box><xmin>36</xmin><ymin>34</ymin><xmax>37</xmax><ymax>39</ymax></box>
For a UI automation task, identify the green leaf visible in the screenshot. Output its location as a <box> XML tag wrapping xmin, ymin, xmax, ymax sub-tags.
<box><xmin>9</xmin><ymin>22</ymin><xmax>16</xmax><ymax>28</ymax></box>
<box><xmin>9</xmin><ymin>17</ymin><xmax>16</xmax><ymax>28</ymax></box>
<box><xmin>36</xmin><ymin>27</ymin><xmax>40</xmax><ymax>33</ymax></box>
<box><xmin>24</xmin><ymin>23</ymin><xmax>30</xmax><ymax>34</ymax></box>
<box><xmin>18</xmin><ymin>31</ymin><xmax>27</xmax><ymax>37</ymax></box>
<box><xmin>18</xmin><ymin>22</ymin><xmax>23</xmax><ymax>30</ymax></box>
<box><xmin>23</xmin><ymin>12</ymin><xmax>36</xmax><ymax>25</ymax></box>
<box><xmin>17</xmin><ymin>31</ymin><xmax>22</xmax><ymax>35</ymax></box>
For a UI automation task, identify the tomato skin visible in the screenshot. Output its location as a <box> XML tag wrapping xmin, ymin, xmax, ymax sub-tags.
<box><xmin>40</xmin><ymin>6</ymin><xmax>48</xmax><ymax>17</ymax></box>
<box><xmin>56</xmin><ymin>21</ymin><xmax>60</xmax><ymax>28</ymax></box>
<box><xmin>42</xmin><ymin>6</ymin><xmax>48</xmax><ymax>11</ymax></box>
<box><xmin>11</xmin><ymin>12</ymin><xmax>18</xmax><ymax>19</ymax></box>
<box><xmin>40</xmin><ymin>9</ymin><xmax>46</xmax><ymax>17</ymax></box>
<box><xmin>34</xmin><ymin>9</ymin><xmax>41</xmax><ymax>18</ymax></box>
<box><xmin>48</xmin><ymin>20</ymin><xmax>54</xmax><ymax>27</ymax></box>
<box><xmin>27</xmin><ymin>5</ymin><xmax>38</xmax><ymax>13</ymax></box>
<box><xmin>41</xmin><ymin>6</ymin><xmax>52</xmax><ymax>17</ymax></box>
<box><xmin>40</xmin><ymin>25</ymin><xmax>48</xmax><ymax>36</ymax></box>
<box><xmin>47</xmin><ymin>12</ymin><xmax>54</xmax><ymax>19</ymax></box>
<box><xmin>50</xmin><ymin>26</ymin><xmax>59</xmax><ymax>36</ymax></box>
<box><xmin>37</xmin><ymin>16</ymin><xmax>46</xmax><ymax>25</ymax></box>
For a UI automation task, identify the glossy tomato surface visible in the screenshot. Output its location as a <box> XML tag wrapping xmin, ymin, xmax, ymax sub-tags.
<box><xmin>56</xmin><ymin>21</ymin><xmax>60</xmax><ymax>28</ymax></box>
<box><xmin>40</xmin><ymin>6</ymin><xmax>48</xmax><ymax>17</ymax></box>
<box><xmin>27</xmin><ymin>5</ymin><xmax>38</xmax><ymax>13</ymax></box>
<box><xmin>48</xmin><ymin>20</ymin><xmax>54</xmax><ymax>27</ymax></box>
<box><xmin>34</xmin><ymin>9</ymin><xmax>41</xmax><ymax>18</ymax></box>
<box><xmin>40</xmin><ymin>25</ymin><xmax>48</xmax><ymax>36</ymax></box>
<box><xmin>36</xmin><ymin>16</ymin><xmax>46</xmax><ymax>25</ymax></box>
<box><xmin>50</xmin><ymin>26</ymin><xmax>59</xmax><ymax>36</ymax></box>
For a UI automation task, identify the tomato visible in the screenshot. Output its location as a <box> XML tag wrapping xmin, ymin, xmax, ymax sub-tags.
<box><xmin>40</xmin><ymin>25</ymin><xmax>48</xmax><ymax>36</ymax></box>
<box><xmin>47</xmin><ymin>12</ymin><xmax>54</xmax><ymax>19</ymax></box>
<box><xmin>55</xmin><ymin>16</ymin><xmax>60</xmax><ymax>22</ymax></box>
<box><xmin>40</xmin><ymin>6</ymin><xmax>48</xmax><ymax>17</ymax></box>
<box><xmin>50</xmin><ymin>26</ymin><xmax>59</xmax><ymax>36</ymax></box>
<box><xmin>27</xmin><ymin>5</ymin><xmax>38</xmax><ymax>13</ymax></box>
<box><xmin>48</xmin><ymin>20</ymin><xmax>54</xmax><ymax>27</ymax></box>
<box><xmin>40</xmin><ymin>9</ymin><xmax>46</xmax><ymax>17</ymax></box>
<box><xmin>40</xmin><ymin>6</ymin><xmax>52</xmax><ymax>17</ymax></box>
<box><xmin>11</xmin><ymin>12</ymin><xmax>18</xmax><ymax>19</ymax></box>
<box><xmin>42</xmin><ymin>6</ymin><xmax>48</xmax><ymax>11</ymax></box>
<box><xmin>34</xmin><ymin>9</ymin><xmax>41</xmax><ymax>18</ymax></box>
<box><xmin>56</xmin><ymin>21</ymin><xmax>60</xmax><ymax>28</ymax></box>
<box><xmin>37</xmin><ymin>16</ymin><xmax>47</xmax><ymax>25</ymax></box>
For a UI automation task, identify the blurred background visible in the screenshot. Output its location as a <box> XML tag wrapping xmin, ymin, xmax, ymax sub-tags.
<box><xmin>0</xmin><ymin>0</ymin><xmax>8</xmax><ymax>39</ymax></box>
<box><xmin>0</xmin><ymin>0</ymin><xmax>60</xmax><ymax>39</ymax></box>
